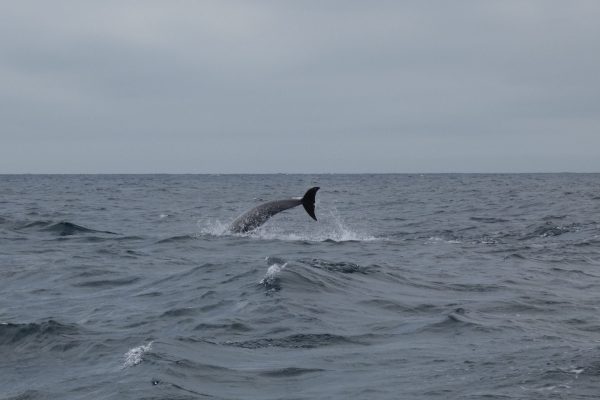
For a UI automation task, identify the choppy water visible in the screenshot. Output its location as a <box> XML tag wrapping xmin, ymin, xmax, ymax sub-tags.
<box><xmin>2</xmin><ymin>174</ymin><xmax>600</xmax><ymax>399</ymax></box>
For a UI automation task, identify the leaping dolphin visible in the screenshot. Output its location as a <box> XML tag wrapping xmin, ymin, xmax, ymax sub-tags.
<box><xmin>230</xmin><ymin>187</ymin><xmax>320</xmax><ymax>233</ymax></box>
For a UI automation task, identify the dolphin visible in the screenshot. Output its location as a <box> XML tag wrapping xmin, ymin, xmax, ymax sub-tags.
<box><xmin>230</xmin><ymin>187</ymin><xmax>320</xmax><ymax>233</ymax></box>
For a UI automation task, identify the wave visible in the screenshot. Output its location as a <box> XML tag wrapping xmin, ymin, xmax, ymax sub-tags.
<box><xmin>73</xmin><ymin>276</ymin><xmax>140</xmax><ymax>288</ymax></box>
<box><xmin>259</xmin><ymin>367</ymin><xmax>326</xmax><ymax>377</ymax></box>
<box><xmin>156</xmin><ymin>234</ymin><xmax>196</xmax><ymax>244</ymax></box>
<box><xmin>258</xmin><ymin>256</ymin><xmax>372</xmax><ymax>294</ymax></box>
<box><xmin>299</xmin><ymin>258</ymin><xmax>370</xmax><ymax>274</ymax></box>
<box><xmin>43</xmin><ymin>221</ymin><xmax>116</xmax><ymax>236</ymax></box>
<box><xmin>0</xmin><ymin>320</ymin><xmax>80</xmax><ymax>349</ymax></box>
<box><xmin>2</xmin><ymin>390</ymin><xmax>47</xmax><ymax>400</ymax></box>
<box><xmin>17</xmin><ymin>220</ymin><xmax>51</xmax><ymax>229</ymax></box>
<box><xmin>441</xmin><ymin>282</ymin><xmax>505</xmax><ymax>293</ymax></box>
<box><xmin>15</xmin><ymin>220</ymin><xmax>116</xmax><ymax>236</ymax></box>
<box><xmin>226</xmin><ymin>333</ymin><xmax>358</xmax><ymax>349</ymax></box>
<box><xmin>522</xmin><ymin>221</ymin><xmax>577</xmax><ymax>239</ymax></box>
<box><xmin>470</xmin><ymin>217</ymin><xmax>509</xmax><ymax>223</ymax></box>
<box><xmin>193</xmin><ymin>321</ymin><xmax>252</xmax><ymax>333</ymax></box>
<box><xmin>359</xmin><ymin>298</ymin><xmax>443</xmax><ymax>314</ymax></box>
<box><xmin>418</xmin><ymin>308</ymin><xmax>506</xmax><ymax>334</ymax></box>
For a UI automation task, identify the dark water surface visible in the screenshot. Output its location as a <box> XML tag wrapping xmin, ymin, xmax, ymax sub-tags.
<box><xmin>2</xmin><ymin>174</ymin><xmax>600</xmax><ymax>399</ymax></box>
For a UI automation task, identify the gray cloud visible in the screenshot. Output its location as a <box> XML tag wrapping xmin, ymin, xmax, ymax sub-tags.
<box><xmin>1</xmin><ymin>1</ymin><xmax>599</xmax><ymax>172</ymax></box>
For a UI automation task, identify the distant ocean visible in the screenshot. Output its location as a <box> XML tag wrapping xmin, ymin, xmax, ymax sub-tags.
<box><xmin>1</xmin><ymin>174</ymin><xmax>600</xmax><ymax>399</ymax></box>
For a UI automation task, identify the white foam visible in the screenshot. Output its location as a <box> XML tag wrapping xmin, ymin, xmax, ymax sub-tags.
<box><xmin>122</xmin><ymin>341</ymin><xmax>153</xmax><ymax>369</ymax></box>
<box><xmin>259</xmin><ymin>262</ymin><xmax>287</xmax><ymax>285</ymax></box>
<box><xmin>258</xmin><ymin>215</ymin><xmax>376</xmax><ymax>242</ymax></box>
<box><xmin>426</xmin><ymin>236</ymin><xmax>461</xmax><ymax>244</ymax></box>
<box><xmin>570</xmin><ymin>367</ymin><xmax>584</xmax><ymax>377</ymax></box>
<box><xmin>253</xmin><ymin>225</ymin><xmax>378</xmax><ymax>242</ymax></box>
<box><xmin>427</xmin><ymin>236</ymin><xmax>444</xmax><ymax>243</ymax></box>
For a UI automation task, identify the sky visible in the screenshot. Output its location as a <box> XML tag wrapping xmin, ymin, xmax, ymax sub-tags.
<box><xmin>1</xmin><ymin>1</ymin><xmax>599</xmax><ymax>173</ymax></box>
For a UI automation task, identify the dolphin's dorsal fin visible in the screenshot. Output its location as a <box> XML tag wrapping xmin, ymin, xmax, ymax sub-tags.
<box><xmin>301</xmin><ymin>187</ymin><xmax>319</xmax><ymax>221</ymax></box>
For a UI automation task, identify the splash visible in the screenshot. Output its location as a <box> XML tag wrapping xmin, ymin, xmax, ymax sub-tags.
<box><xmin>197</xmin><ymin>209</ymin><xmax>380</xmax><ymax>242</ymax></box>
<box><xmin>252</xmin><ymin>224</ymin><xmax>378</xmax><ymax>242</ymax></box>
<box><xmin>197</xmin><ymin>219</ymin><xmax>231</xmax><ymax>236</ymax></box>
<box><xmin>122</xmin><ymin>341</ymin><xmax>153</xmax><ymax>369</ymax></box>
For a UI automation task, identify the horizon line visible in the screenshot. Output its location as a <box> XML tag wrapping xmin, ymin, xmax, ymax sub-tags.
<box><xmin>2</xmin><ymin>171</ymin><xmax>599</xmax><ymax>175</ymax></box>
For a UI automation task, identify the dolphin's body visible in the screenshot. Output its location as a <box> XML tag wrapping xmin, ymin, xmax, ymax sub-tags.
<box><xmin>230</xmin><ymin>187</ymin><xmax>320</xmax><ymax>233</ymax></box>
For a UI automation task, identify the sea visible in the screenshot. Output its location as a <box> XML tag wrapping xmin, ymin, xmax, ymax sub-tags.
<box><xmin>1</xmin><ymin>174</ymin><xmax>600</xmax><ymax>399</ymax></box>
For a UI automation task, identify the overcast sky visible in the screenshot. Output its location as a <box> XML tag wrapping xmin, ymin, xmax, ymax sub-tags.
<box><xmin>1</xmin><ymin>1</ymin><xmax>599</xmax><ymax>173</ymax></box>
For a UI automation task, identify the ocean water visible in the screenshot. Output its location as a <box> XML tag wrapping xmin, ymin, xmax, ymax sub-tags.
<box><xmin>1</xmin><ymin>174</ymin><xmax>600</xmax><ymax>399</ymax></box>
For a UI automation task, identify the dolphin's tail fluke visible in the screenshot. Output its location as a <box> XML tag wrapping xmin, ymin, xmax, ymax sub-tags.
<box><xmin>301</xmin><ymin>187</ymin><xmax>319</xmax><ymax>221</ymax></box>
